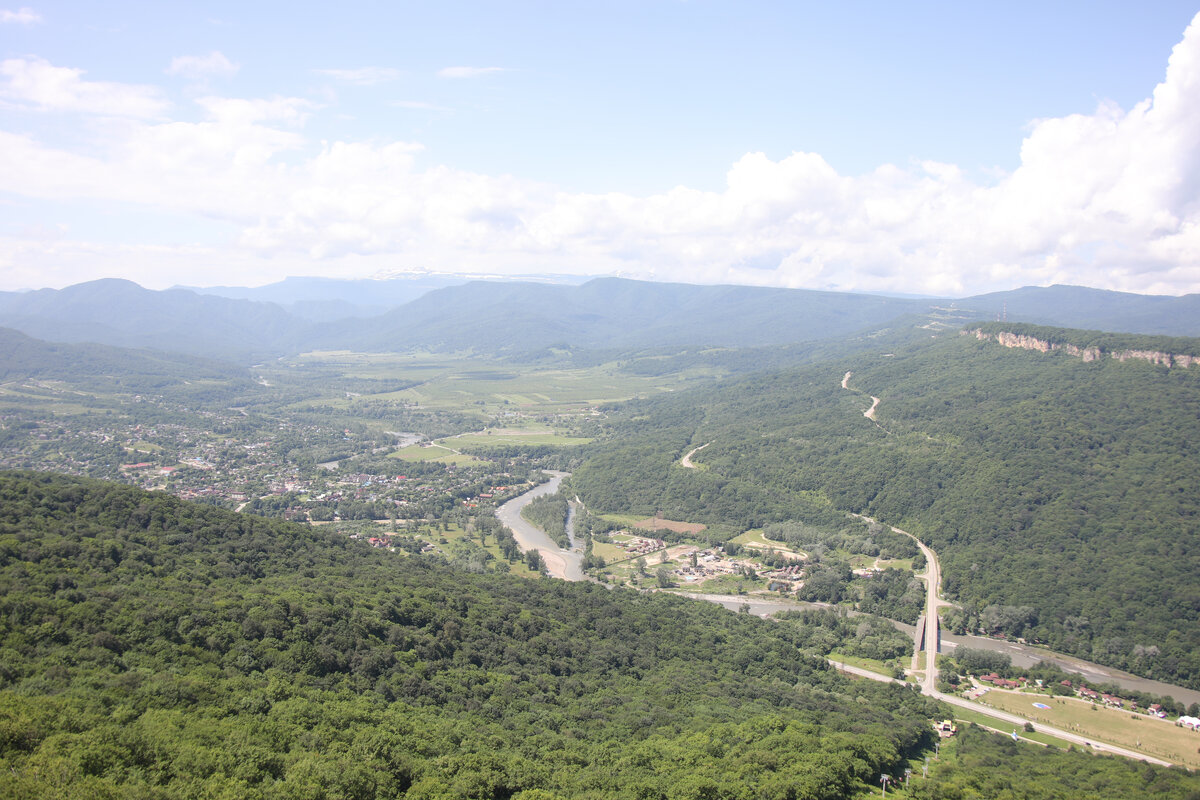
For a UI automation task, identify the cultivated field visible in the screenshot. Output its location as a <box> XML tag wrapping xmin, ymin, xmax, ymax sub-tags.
<box><xmin>977</xmin><ymin>688</ymin><xmax>1200</xmax><ymax>767</ymax></box>
<box><xmin>296</xmin><ymin>351</ymin><xmax>705</xmax><ymax>414</ymax></box>
<box><xmin>450</xmin><ymin>430</ymin><xmax>593</xmax><ymax>449</ymax></box>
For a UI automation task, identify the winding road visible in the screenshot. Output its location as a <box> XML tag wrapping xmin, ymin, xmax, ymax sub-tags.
<box><xmin>680</xmin><ymin>442</ymin><xmax>711</xmax><ymax>468</ymax></box>
<box><xmin>839</xmin><ymin>373</ymin><xmax>1180</xmax><ymax>765</ymax></box>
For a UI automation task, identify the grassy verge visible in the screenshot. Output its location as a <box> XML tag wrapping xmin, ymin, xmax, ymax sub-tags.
<box><xmin>948</xmin><ymin>707</ymin><xmax>1073</xmax><ymax>749</ymax></box>
<box><xmin>828</xmin><ymin>652</ymin><xmax>894</xmax><ymax>677</ymax></box>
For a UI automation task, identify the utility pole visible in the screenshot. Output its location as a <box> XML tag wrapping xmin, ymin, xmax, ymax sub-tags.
<box><xmin>880</xmin><ymin>775</ymin><xmax>891</xmax><ymax>797</ymax></box>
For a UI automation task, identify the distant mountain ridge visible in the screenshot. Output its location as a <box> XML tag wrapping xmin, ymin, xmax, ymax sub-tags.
<box><xmin>177</xmin><ymin>274</ymin><xmax>473</xmax><ymax>320</ymax></box>
<box><xmin>0</xmin><ymin>278</ymin><xmax>313</xmax><ymax>363</ymax></box>
<box><xmin>957</xmin><ymin>284</ymin><xmax>1200</xmax><ymax>335</ymax></box>
<box><xmin>180</xmin><ymin>272</ymin><xmax>595</xmax><ymax>320</ymax></box>
<box><xmin>3</xmin><ymin>277</ymin><xmax>1199</xmax><ymax>364</ymax></box>
<box><xmin>313</xmin><ymin>277</ymin><xmax>934</xmax><ymax>353</ymax></box>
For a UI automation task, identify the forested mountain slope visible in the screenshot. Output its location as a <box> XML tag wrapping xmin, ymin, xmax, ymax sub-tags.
<box><xmin>573</xmin><ymin>326</ymin><xmax>1200</xmax><ymax>689</ymax></box>
<box><xmin>0</xmin><ymin>279</ymin><xmax>313</xmax><ymax>363</ymax></box>
<box><xmin>0</xmin><ymin>471</ymin><xmax>941</xmax><ymax>799</ymax></box>
<box><xmin>961</xmin><ymin>285</ymin><xmax>1200</xmax><ymax>337</ymax></box>
<box><xmin>313</xmin><ymin>277</ymin><xmax>933</xmax><ymax>354</ymax></box>
<box><xmin>0</xmin><ymin>327</ymin><xmax>255</xmax><ymax>396</ymax></box>
<box><xmin>182</xmin><ymin>274</ymin><xmax>476</xmax><ymax>320</ymax></box>
<box><xmin>6</xmin><ymin>278</ymin><xmax>1200</xmax><ymax>364</ymax></box>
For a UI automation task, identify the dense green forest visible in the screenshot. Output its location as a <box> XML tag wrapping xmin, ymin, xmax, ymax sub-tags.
<box><xmin>0</xmin><ymin>471</ymin><xmax>946</xmax><ymax>799</ymax></box>
<box><xmin>572</xmin><ymin>328</ymin><xmax>1200</xmax><ymax>689</ymax></box>
<box><xmin>4</xmin><ymin>473</ymin><xmax>1200</xmax><ymax>797</ymax></box>
<box><xmin>0</xmin><ymin>326</ymin><xmax>258</xmax><ymax>401</ymax></box>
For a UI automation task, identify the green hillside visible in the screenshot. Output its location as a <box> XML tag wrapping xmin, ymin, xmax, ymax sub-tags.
<box><xmin>4</xmin><ymin>472</ymin><xmax>1200</xmax><ymax>798</ymax></box>
<box><xmin>0</xmin><ymin>327</ymin><xmax>255</xmax><ymax>397</ymax></box>
<box><xmin>0</xmin><ymin>471</ymin><xmax>941</xmax><ymax>799</ymax></box>
<box><xmin>572</xmin><ymin>327</ymin><xmax>1200</xmax><ymax>689</ymax></box>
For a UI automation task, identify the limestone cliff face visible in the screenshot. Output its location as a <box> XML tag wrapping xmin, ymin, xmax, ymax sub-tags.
<box><xmin>1110</xmin><ymin>349</ymin><xmax>1200</xmax><ymax>368</ymax></box>
<box><xmin>967</xmin><ymin>329</ymin><xmax>1196</xmax><ymax>368</ymax></box>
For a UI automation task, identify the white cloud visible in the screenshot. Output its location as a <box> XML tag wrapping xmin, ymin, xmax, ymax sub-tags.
<box><xmin>166</xmin><ymin>51</ymin><xmax>239</xmax><ymax>80</ymax></box>
<box><xmin>436</xmin><ymin>66</ymin><xmax>506</xmax><ymax>79</ymax></box>
<box><xmin>313</xmin><ymin>67</ymin><xmax>401</xmax><ymax>85</ymax></box>
<box><xmin>195</xmin><ymin>95</ymin><xmax>313</xmax><ymax>126</ymax></box>
<box><xmin>0</xmin><ymin>57</ymin><xmax>168</xmax><ymax>117</ymax></box>
<box><xmin>5</xmin><ymin>14</ymin><xmax>1200</xmax><ymax>296</ymax></box>
<box><xmin>0</xmin><ymin>7</ymin><xmax>40</xmax><ymax>24</ymax></box>
<box><xmin>393</xmin><ymin>100</ymin><xmax>450</xmax><ymax>111</ymax></box>
<box><xmin>0</xmin><ymin>90</ymin><xmax>312</xmax><ymax>222</ymax></box>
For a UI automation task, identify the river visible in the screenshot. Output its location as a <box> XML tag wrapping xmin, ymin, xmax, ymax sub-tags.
<box><xmin>495</xmin><ymin>471</ymin><xmax>585</xmax><ymax>581</ymax></box>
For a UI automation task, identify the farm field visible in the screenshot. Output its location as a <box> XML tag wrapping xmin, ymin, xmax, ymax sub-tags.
<box><xmin>388</xmin><ymin>443</ymin><xmax>479</xmax><ymax>464</ymax></box>
<box><xmin>295</xmin><ymin>352</ymin><xmax>710</xmax><ymax>414</ymax></box>
<box><xmin>976</xmin><ymin>689</ymin><xmax>1200</xmax><ymax>767</ymax></box>
<box><xmin>450</xmin><ymin>430</ymin><xmax>593</xmax><ymax>448</ymax></box>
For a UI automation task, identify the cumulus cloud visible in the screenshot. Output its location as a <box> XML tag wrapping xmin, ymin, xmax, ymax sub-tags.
<box><xmin>5</xmin><ymin>15</ymin><xmax>1200</xmax><ymax>296</ymax></box>
<box><xmin>0</xmin><ymin>7</ymin><xmax>40</xmax><ymax>24</ymax></box>
<box><xmin>0</xmin><ymin>57</ymin><xmax>168</xmax><ymax>117</ymax></box>
<box><xmin>166</xmin><ymin>51</ymin><xmax>239</xmax><ymax>80</ymax></box>
<box><xmin>436</xmin><ymin>66</ymin><xmax>506</xmax><ymax>79</ymax></box>
<box><xmin>313</xmin><ymin>67</ymin><xmax>401</xmax><ymax>85</ymax></box>
<box><xmin>0</xmin><ymin>88</ymin><xmax>312</xmax><ymax>222</ymax></box>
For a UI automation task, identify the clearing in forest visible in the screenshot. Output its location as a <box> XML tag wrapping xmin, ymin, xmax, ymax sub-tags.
<box><xmin>633</xmin><ymin>517</ymin><xmax>707</xmax><ymax>534</ymax></box>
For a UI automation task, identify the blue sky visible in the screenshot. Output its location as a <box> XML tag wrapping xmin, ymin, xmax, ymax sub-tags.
<box><xmin>3</xmin><ymin>2</ymin><xmax>1200</xmax><ymax>296</ymax></box>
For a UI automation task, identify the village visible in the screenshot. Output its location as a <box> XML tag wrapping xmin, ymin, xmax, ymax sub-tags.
<box><xmin>0</xmin><ymin>392</ymin><xmax>541</xmax><ymax>527</ymax></box>
<box><xmin>593</xmin><ymin>530</ymin><xmax>808</xmax><ymax>592</ymax></box>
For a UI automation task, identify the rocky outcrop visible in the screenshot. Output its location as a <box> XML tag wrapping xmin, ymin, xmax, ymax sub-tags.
<box><xmin>1110</xmin><ymin>349</ymin><xmax>1200</xmax><ymax>368</ymax></box>
<box><xmin>967</xmin><ymin>329</ymin><xmax>1196</xmax><ymax>368</ymax></box>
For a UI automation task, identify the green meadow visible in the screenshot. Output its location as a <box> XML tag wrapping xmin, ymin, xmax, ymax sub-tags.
<box><xmin>294</xmin><ymin>351</ymin><xmax>706</xmax><ymax>414</ymax></box>
<box><xmin>977</xmin><ymin>689</ymin><xmax>1200</xmax><ymax>767</ymax></box>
